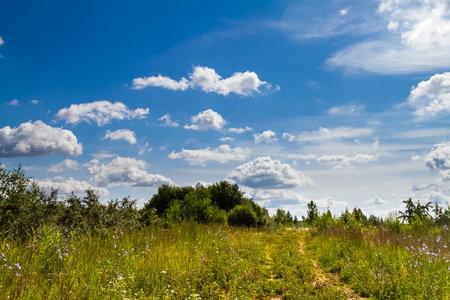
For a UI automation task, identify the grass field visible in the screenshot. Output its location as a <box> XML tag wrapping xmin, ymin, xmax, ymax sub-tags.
<box><xmin>0</xmin><ymin>224</ymin><xmax>347</xmax><ymax>299</ymax></box>
<box><xmin>2</xmin><ymin>223</ymin><xmax>450</xmax><ymax>299</ymax></box>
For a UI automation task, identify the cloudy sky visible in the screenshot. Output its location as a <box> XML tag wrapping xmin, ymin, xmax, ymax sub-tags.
<box><xmin>2</xmin><ymin>0</ymin><xmax>450</xmax><ymax>217</ymax></box>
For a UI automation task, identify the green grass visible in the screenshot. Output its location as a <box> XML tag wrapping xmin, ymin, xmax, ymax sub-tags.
<box><xmin>308</xmin><ymin>225</ymin><xmax>450</xmax><ymax>299</ymax></box>
<box><xmin>0</xmin><ymin>224</ymin><xmax>346</xmax><ymax>299</ymax></box>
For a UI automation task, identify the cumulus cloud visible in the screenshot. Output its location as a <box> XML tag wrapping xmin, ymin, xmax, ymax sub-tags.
<box><xmin>295</xmin><ymin>127</ymin><xmax>373</xmax><ymax>143</ymax></box>
<box><xmin>364</xmin><ymin>195</ymin><xmax>387</xmax><ymax>205</ymax></box>
<box><xmin>168</xmin><ymin>144</ymin><xmax>251</xmax><ymax>166</ymax></box>
<box><xmin>424</xmin><ymin>142</ymin><xmax>450</xmax><ymax>170</ymax></box>
<box><xmin>30</xmin><ymin>100</ymin><xmax>39</xmax><ymax>105</ymax></box>
<box><xmin>87</xmin><ymin>156</ymin><xmax>173</xmax><ymax>187</ymax></box>
<box><xmin>36</xmin><ymin>177</ymin><xmax>109</xmax><ymax>197</ymax></box>
<box><xmin>0</xmin><ymin>36</ymin><xmax>4</xmax><ymax>46</ymax></box>
<box><xmin>253</xmin><ymin>130</ymin><xmax>277</xmax><ymax>144</ymax></box>
<box><xmin>328</xmin><ymin>0</ymin><xmax>450</xmax><ymax>73</ymax></box>
<box><xmin>250</xmin><ymin>189</ymin><xmax>310</xmax><ymax>207</ymax></box>
<box><xmin>0</xmin><ymin>121</ymin><xmax>82</xmax><ymax>157</ymax></box>
<box><xmin>227</xmin><ymin>126</ymin><xmax>252</xmax><ymax>134</ymax></box>
<box><xmin>48</xmin><ymin>159</ymin><xmax>79</xmax><ymax>173</ymax></box>
<box><xmin>132</xmin><ymin>65</ymin><xmax>273</xmax><ymax>96</ymax></box>
<box><xmin>104</xmin><ymin>129</ymin><xmax>137</xmax><ymax>145</ymax></box>
<box><xmin>226</xmin><ymin>156</ymin><xmax>313</xmax><ymax>189</ymax></box>
<box><xmin>420</xmin><ymin>191</ymin><xmax>450</xmax><ymax>205</ymax></box>
<box><xmin>184</xmin><ymin>109</ymin><xmax>227</xmax><ymax>131</ymax></box>
<box><xmin>407</xmin><ymin>72</ymin><xmax>450</xmax><ymax>118</ymax></box>
<box><xmin>314</xmin><ymin>196</ymin><xmax>349</xmax><ymax>208</ymax></box>
<box><xmin>158</xmin><ymin>114</ymin><xmax>179</xmax><ymax>127</ymax></box>
<box><xmin>131</xmin><ymin>75</ymin><xmax>189</xmax><ymax>91</ymax></box>
<box><xmin>57</xmin><ymin>100</ymin><xmax>149</xmax><ymax>126</ymax></box>
<box><xmin>317</xmin><ymin>153</ymin><xmax>376</xmax><ymax>168</ymax></box>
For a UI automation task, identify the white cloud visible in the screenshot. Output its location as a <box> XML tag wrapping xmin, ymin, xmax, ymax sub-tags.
<box><xmin>407</xmin><ymin>72</ymin><xmax>450</xmax><ymax>118</ymax></box>
<box><xmin>317</xmin><ymin>153</ymin><xmax>376</xmax><ymax>168</ymax></box>
<box><xmin>328</xmin><ymin>0</ymin><xmax>450</xmax><ymax>74</ymax></box>
<box><xmin>104</xmin><ymin>129</ymin><xmax>137</xmax><ymax>145</ymax></box>
<box><xmin>184</xmin><ymin>109</ymin><xmax>227</xmax><ymax>131</ymax></box>
<box><xmin>227</xmin><ymin>126</ymin><xmax>253</xmax><ymax>134</ymax></box>
<box><xmin>138</xmin><ymin>142</ymin><xmax>152</xmax><ymax>155</ymax></box>
<box><xmin>219</xmin><ymin>137</ymin><xmax>235</xmax><ymax>142</ymax></box>
<box><xmin>131</xmin><ymin>75</ymin><xmax>189</xmax><ymax>91</ymax></box>
<box><xmin>90</xmin><ymin>151</ymin><xmax>116</xmax><ymax>160</ymax></box>
<box><xmin>30</xmin><ymin>100</ymin><xmax>39</xmax><ymax>105</ymax></box>
<box><xmin>282</xmin><ymin>132</ymin><xmax>296</xmax><ymax>142</ymax></box>
<box><xmin>420</xmin><ymin>191</ymin><xmax>450</xmax><ymax>205</ymax></box>
<box><xmin>87</xmin><ymin>156</ymin><xmax>173</xmax><ymax>188</ymax></box>
<box><xmin>388</xmin><ymin>21</ymin><xmax>399</xmax><ymax>31</ymax></box>
<box><xmin>0</xmin><ymin>121</ymin><xmax>82</xmax><ymax>157</ymax></box>
<box><xmin>8</xmin><ymin>99</ymin><xmax>19</xmax><ymax>106</ymax></box>
<box><xmin>48</xmin><ymin>159</ymin><xmax>79</xmax><ymax>173</ymax></box>
<box><xmin>364</xmin><ymin>195</ymin><xmax>387</xmax><ymax>205</ymax></box>
<box><xmin>132</xmin><ymin>65</ymin><xmax>273</xmax><ymax>96</ymax></box>
<box><xmin>424</xmin><ymin>142</ymin><xmax>450</xmax><ymax>170</ymax></box>
<box><xmin>314</xmin><ymin>196</ymin><xmax>349</xmax><ymax>208</ymax></box>
<box><xmin>339</xmin><ymin>8</ymin><xmax>349</xmax><ymax>16</ymax></box>
<box><xmin>0</xmin><ymin>36</ymin><xmax>4</xmax><ymax>46</ymax></box>
<box><xmin>57</xmin><ymin>100</ymin><xmax>149</xmax><ymax>126</ymax></box>
<box><xmin>168</xmin><ymin>144</ymin><xmax>251</xmax><ymax>166</ymax></box>
<box><xmin>36</xmin><ymin>177</ymin><xmax>109</xmax><ymax>197</ymax></box>
<box><xmin>158</xmin><ymin>114</ymin><xmax>179</xmax><ymax>127</ymax></box>
<box><xmin>288</xmin><ymin>154</ymin><xmax>318</xmax><ymax>161</ymax></box>
<box><xmin>253</xmin><ymin>130</ymin><xmax>277</xmax><ymax>144</ymax></box>
<box><xmin>326</xmin><ymin>104</ymin><xmax>365</xmax><ymax>115</ymax></box>
<box><xmin>295</xmin><ymin>127</ymin><xmax>373</xmax><ymax>143</ymax></box>
<box><xmin>226</xmin><ymin>156</ymin><xmax>313</xmax><ymax>189</ymax></box>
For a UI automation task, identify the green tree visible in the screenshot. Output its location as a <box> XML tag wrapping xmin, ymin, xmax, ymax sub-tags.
<box><xmin>208</xmin><ymin>180</ymin><xmax>244</xmax><ymax>211</ymax></box>
<box><xmin>228</xmin><ymin>204</ymin><xmax>258</xmax><ymax>227</ymax></box>
<box><xmin>305</xmin><ymin>201</ymin><xmax>319</xmax><ymax>225</ymax></box>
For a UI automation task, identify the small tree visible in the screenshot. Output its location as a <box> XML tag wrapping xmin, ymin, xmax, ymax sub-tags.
<box><xmin>305</xmin><ymin>201</ymin><xmax>319</xmax><ymax>225</ymax></box>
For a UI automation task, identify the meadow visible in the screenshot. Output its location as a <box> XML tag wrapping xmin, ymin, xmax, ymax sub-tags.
<box><xmin>2</xmin><ymin>165</ymin><xmax>450</xmax><ymax>299</ymax></box>
<box><xmin>1</xmin><ymin>224</ymin><xmax>349</xmax><ymax>299</ymax></box>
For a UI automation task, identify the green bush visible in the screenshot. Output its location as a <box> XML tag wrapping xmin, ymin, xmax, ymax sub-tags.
<box><xmin>228</xmin><ymin>204</ymin><xmax>258</xmax><ymax>227</ymax></box>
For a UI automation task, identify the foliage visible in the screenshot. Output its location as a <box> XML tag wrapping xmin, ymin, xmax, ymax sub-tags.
<box><xmin>227</xmin><ymin>204</ymin><xmax>258</xmax><ymax>227</ymax></box>
<box><xmin>208</xmin><ymin>180</ymin><xmax>244</xmax><ymax>211</ymax></box>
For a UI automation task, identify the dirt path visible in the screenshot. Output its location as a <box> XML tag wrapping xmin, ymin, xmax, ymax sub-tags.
<box><xmin>298</xmin><ymin>234</ymin><xmax>367</xmax><ymax>300</ymax></box>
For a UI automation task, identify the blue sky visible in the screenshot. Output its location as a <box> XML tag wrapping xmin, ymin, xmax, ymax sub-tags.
<box><xmin>2</xmin><ymin>0</ymin><xmax>450</xmax><ymax>217</ymax></box>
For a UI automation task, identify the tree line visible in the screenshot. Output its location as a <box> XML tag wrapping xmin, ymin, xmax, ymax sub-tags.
<box><xmin>0</xmin><ymin>164</ymin><xmax>298</xmax><ymax>242</ymax></box>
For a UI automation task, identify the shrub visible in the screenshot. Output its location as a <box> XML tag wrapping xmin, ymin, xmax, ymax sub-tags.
<box><xmin>228</xmin><ymin>204</ymin><xmax>258</xmax><ymax>227</ymax></box>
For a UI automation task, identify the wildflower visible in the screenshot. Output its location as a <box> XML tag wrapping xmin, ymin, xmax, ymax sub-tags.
<box><xmin>14</xmin><ymin>263</ymin><xmax>21</xmax><ymax>270</ymax></box>
<box><xmin>445</xmin><ymin>225</ymin><xmax>448</xmax><ymax>230</ymax></box>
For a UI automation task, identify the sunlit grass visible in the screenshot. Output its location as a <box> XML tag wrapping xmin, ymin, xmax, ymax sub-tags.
<box><xmin>0</xmin><ymin>224</ymin><xmax>346</xmax><ymax>299</ymax></box>
<box><xmin>308</xmin><ymin>225</ymin><xmax>450</xmax><ymax>299</ymax></box>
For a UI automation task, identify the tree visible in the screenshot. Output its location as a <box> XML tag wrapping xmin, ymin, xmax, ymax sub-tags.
<box><xmin>208</xmin><ymin>180</ymin><xmax>244</xmax><ymax>212</ymax></box>
<box><xmin>228</xmin><ymin>205</ymin><xmax>258</xmax><ymax>227</ymax></box>
<box><xmin>144</xmin><ymin>185</ymin><xmax>194</xmax><ymax>216</ymax></box>
<box><xmin>305</xmin><ymin>201</ymin><xmax>319</xmax><ymax>225</ymax></box>
<box><xmin>399</xmin><ymin>198</ymin><xmax>432</xmax><ymax>224</ymax></box>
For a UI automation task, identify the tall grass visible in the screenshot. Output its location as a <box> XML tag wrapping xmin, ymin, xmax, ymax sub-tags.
<box><xmin>0</xmin><ymin>224</ymin><xmax>345</xmax><ymax>299</ymax></box>
<box><xmin>308</xmin><ymin>225</ymin><xmax>450</xmax><ymax>299</ymax></box>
